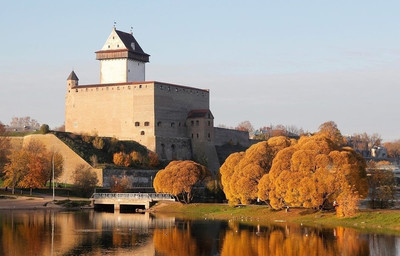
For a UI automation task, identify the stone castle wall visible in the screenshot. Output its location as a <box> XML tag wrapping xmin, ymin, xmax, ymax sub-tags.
<box><xmin>214</xmin><ymin>127</ymin><xmax>250</xmax><ymax>147</ymax></box>
<box><xmin>66</xmin><ymin>81</ymin><xmax>212</xmax><ymax>161</ymax></box>
<box><xmin>103</xmin><ymin>168</ymin><xmax>158</xmax><ymax>188</ymax></box>
<box><xmin>66</xmin><ymin>81</ymin><xmax>156</xmax><ymax>151</ymax></box>
<box><xmin>154</xmin><ymin>82</ymin><xmax>210</xmax><ymax>138</ymax></box>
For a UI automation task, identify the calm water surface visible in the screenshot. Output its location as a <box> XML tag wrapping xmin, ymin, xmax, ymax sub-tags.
<box><xmin>0</xmin><ymin>210</ymin><xmax>399</xmax><ymax>256</ymax></box>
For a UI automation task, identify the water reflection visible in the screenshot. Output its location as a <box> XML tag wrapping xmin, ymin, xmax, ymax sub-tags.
<box><xmin>0</xmin><ymin>210</ymin><xmax>398</xmax><ymax>256</ymax></box>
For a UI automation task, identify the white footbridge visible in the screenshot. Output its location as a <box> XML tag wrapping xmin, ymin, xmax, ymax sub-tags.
<box><xmin>91</xmin><ymin>193</ymin><xmax>175</xmax><ymax>211</ymax></box>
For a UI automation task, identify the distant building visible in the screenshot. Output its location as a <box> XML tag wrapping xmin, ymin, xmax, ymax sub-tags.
<box><xmin>65</xmin><ymin>27</ymin><xmax>249</xmax><ymax>172</ymax></box>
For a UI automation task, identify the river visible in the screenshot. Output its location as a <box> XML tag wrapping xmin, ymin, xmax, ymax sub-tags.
<box><xmin>0</xmin><ymin>210</ymin><xmax>398</xmax><ymax>256</ymax></box>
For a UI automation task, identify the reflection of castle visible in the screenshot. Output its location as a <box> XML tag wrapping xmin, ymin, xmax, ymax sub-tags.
<box><xmin>65</xmin><ymin>27</ymin><xmax>249</xmax><ymax>172</ymax></box>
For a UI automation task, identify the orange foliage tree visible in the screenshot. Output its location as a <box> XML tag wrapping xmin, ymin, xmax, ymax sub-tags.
<box><xmin>109</xmin><ymin>175</ymin><xmax>132</xmax><ymax>193</ymax></box>
<box><xmin>258</xmin><ymin>131</ymin><xmax>368</xmax><ymax>216</ymax></box>
<box><xmin>148</xmin><ymin>151</ymin><xmax>160</xmax><ymax>168</ymax></box>
<box><xmin>3</xmin><ymin>140</ymin><xmax>64</xmax><ymax>194</ymax></box>
<box><xmin>219</xmin><ymin>136</ymin><xmax>292</xmax><ymax>205</ymax></box>
<box><xmin>3</xmin><ymin>150</ymin><xmax>29</xmax><ymax>194</ymax></box>
<box><xmin>153</xmin><ymin>160</ymin><xmax>212</xmax><ymax>203</ymax></box>
<box><xmin>113</xmin><ymin>152</ymin><xmax>131</xmax><ymax>167</ymax></box>
<box><xmin>0</xmin><ymin>122</ymin><xmax>10</xmax><ymax>172</ymax></box>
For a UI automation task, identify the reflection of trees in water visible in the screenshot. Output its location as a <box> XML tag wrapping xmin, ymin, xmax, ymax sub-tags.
<box><xmin>153</xmin><ymin>219</ymin><xmax>225</xmax><ymax>256</ymax></box>
<box><xmin>220</xmin><ymin>222</ymin><xmax>372</xmax><ymax>256</ymax></box>
<box><xmin>1</xmin><ymin>211</ymin><xmax>399</xmax><ymax>255</ymax></box>
<box><xmin>1</xmin><ymin>211</ymin><xmax>49</xmax><ymax>256</ymax></box>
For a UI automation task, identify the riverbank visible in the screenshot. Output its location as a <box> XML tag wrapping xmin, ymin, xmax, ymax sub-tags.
<box><xmin>0</xmin><ymin>194</ymin><xmax>91</xmax><ymax>210</ymax></box>
<box><xmin>151</xmin><ymin>202</ymin><xmax>400</xmax><ymax>235</ymax></box>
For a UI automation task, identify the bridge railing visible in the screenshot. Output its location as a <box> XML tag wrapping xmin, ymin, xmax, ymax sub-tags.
<box><xmin>91</xmin><ymin>193</ymin><xmax>175</xmax><ymax>201</ymax></box>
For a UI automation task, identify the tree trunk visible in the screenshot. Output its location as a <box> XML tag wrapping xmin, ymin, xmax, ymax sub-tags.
<box><xmin>30</xmin><ymin>188</ymin><xmax>32</xmax><ymax>196</ymax></box>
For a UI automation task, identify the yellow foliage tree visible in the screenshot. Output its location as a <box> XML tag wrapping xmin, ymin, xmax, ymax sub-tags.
<box><xmin>113</xmin><ymin>152</ymin><xmax>131</xmax><ymax>167</ymax></box>
<box><xmin>3</xmin><ymin>140</ymin><xmax>64</xmax><ymax>195</ymax></box>
<box><xmin>0</xmin><ymin>122</ymin><xmax>10</xmax><ymax>171</ymax></box>
<box><xmin>153</xmin><ymin>160</ymin><xmax>212</xmax><ymax>203</ymax></box>
<box><xmin>258</xmin><ymin>132</ymin><xmax>368</xmax><ymax>214</ymax></box>
<box><xmin>3</xmin><ymin>150</ymin><xmax>29</xmax><ymax>194</ymax></box>
<box><xmin>219</xmin><ymin>136</ymin><xmax>292</xmax><ymax>205</ymax></box>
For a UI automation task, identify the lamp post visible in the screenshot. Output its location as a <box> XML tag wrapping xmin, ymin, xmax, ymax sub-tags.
<box><xmin>52</xmin><ymin>152</ymin><xmax>55</xmax><ymax>201</ymax></box>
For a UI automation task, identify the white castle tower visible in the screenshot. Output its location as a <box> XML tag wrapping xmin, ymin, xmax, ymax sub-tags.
<box><xmin>95</xmin><ymin>27</ymin><xmax>150</xmax><ymax>84</ymax></box>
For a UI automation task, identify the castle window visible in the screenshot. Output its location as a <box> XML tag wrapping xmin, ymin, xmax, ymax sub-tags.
<box><xmin>140</xmin><ymin>131</ymin><xmax>145</xmax><ymax>135</ymax></box>
<box><xmin>139</xmin><ymin>85</ymin><xmax>142</xmax><ymax>89</ymax></box>
<box><xmin>157</xmin><ymin>121</ymin><xmax>162</xmax><ymax>127</ymax></box>
<box><xmin>135</xmin><ymin>122</ymin><xmax>140</xmax><ymax>126</ymax></box>
<box><xmin>175</xmin><ymin>88</ymin><xmax>178</xmax><ymax>92</ymax></box>
<box><xmin>196</xmin><ymin>120</ymin><xmax>199</xmax><ymax>126</ymax></box>
<box><xmin>196</xmin><ymin>133</ymin><xmax>199</xmax><ymax>138</ymax></box>
<box><xmin>191</xmin><ymin>133</ymin><xmax>194</xmax><ymax>138</ymax></box>
<box><xmin>144</xmin><ymin>122</ymin><xmax>150</xmax><ymax>126</ymax></box>
<box><xmin>171</xmin><ymin>122</ymin><xmax>175</xmax><ymax>128</ymax></box>
<box><xmin>171</xmin><ymin>144</ymin><xmax>177</xmax><ymax>160</ymax></box>
<box><xmin>191</xmin><ymin>120</ymin><xmax>194</xmax><ymax>126</ymax></box>
<box><xmin>128</xmin><ymin>86</ymin><xmax>131</xmax><ymax>89</ymax></box>
<box><xmin>178</xmin><ymin>122</ymin><xmax>181</xmax><ymax>127</ymax></box>
<box><xmin>161</xmin><ymin>144</ymin><xmax>166</xmax><ymax>159</ymax></box>
<box><xmin>208</xmin><ymin>133</ymin><xmax>211</xmax><ymax>138</ymax></box>
<box><xmin>117</xmin><ymin>44</ymin><xmax>119</xmax><ymax>47</ymax></box>
<box><xmin>75</xmin><ymin>89</ymin><xmax>78</xmax><ymax>92</ymax></box>
<box><xmin>208</xmin><ymin>121</ymin><xmax>211</xmax><ymax>126</ymax></box>
<box><xmin>108</xmin><ymin>45</ymin><xmax>110</xmax><ymax>48</ymax></box>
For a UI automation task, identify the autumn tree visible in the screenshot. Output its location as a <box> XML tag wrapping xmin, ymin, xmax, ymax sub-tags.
<box><xmin>349</xmin><ymin>132</ymin><xmax>382</xmax><ymax>156</ymax></box>
<box><xmin>10</xmin><ymin>116</ymin><xmax>40</xmax><ymax>130</ymax></box>
<box><xmin>113</xmin><ymin>152</ymin><xmax>131</xmax><ymax>167</ymax></box>
<box><xmin>258</xmin><ymin>131</ymin><xmax>368</xmax><ymax>216</ymax></box>
<box><xmin>3</xmin><ymin>140</ymin><xmax>63</xmax><ymax>194</ymax></box>
<box><xmin>148</xmin><ymin>151</ymin><xmax>160</xmax><ymax>168</ymax></box>
<box><xmin>153</xmin><ymin>160</ymin><xmax>212</xmax><ymax>203</ymax></box>
<box><xmin>109</xmin><ymin>175</ymin><xmax>132</xmax><ymax>193</ymax></box>
<box><xmin>73</xmin><ymin>164</ymin><xmax>98</xmax><ymax>197</ymax></box>
<box><xmin>235</xmin><ymin>121</ymin><xmax>254</xmax><ymax>133</ymax></box>
<box><xmin>0</xmin><ymin>122</ymin><xmax>10</xmax><ymax>173</ymax></box>
<box><xmin>92</xmin><ymin>136</ymin><xmax>105</xmax><ymax>149</ymax></box>
<box><xmin>318</xmin><ymin>121</ymin><xmax>346</xmax><ymax>146</ymax></box>
<box><xmin>131</xmin><ymin>150</ymin><xmax>148</xmax><ymax>167</ymax></box>
<box><xmin>367</xmin><ymin>167</ymin><xmax>396</xmax><ymax>208</ymax></box>
<box><xmin>383</xmin><ymin>140</ymin><xmax>400</xmax><ymax>159</ymax></box>
<box><xmin>3</xmin><ymin>150</ymin><xmax>29</xmax><ymax>194</ymax></box>
<box><xmin>44</xmin><ymin>151</ymin><xmax>64</xmax><ymax>188</ymax></box>
<box><xmin>219</xmin><ymin>136</ymin><xmax>293</xmax><ymax>205</ymax></box>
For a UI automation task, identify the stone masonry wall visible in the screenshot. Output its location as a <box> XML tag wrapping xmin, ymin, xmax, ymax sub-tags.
<box><xmin>214</xmin><ymin>127</ymin><xmax>250</xmax><ymax>147</ymax></box>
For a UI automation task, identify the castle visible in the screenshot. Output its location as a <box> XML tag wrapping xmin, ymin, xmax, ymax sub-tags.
<box><xmin>65</xmin><ymin>27</ymin><xmax>249</xmax><ymax>172</ymax></box>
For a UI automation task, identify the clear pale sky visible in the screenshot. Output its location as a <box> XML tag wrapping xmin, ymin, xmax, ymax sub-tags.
<box><xmin>1</xmin><ymin>1</ymin><xmax>399</xmax><ymax>141</ymax></box>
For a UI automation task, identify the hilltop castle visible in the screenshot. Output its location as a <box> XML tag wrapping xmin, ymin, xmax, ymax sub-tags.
<box><xmin>65</xmin><ymin>27</ymin><xmax>249</xmax><ymax>172</ymax></box>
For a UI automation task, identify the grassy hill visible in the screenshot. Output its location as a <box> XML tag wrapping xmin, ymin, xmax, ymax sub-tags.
<box><xmin>52</xmin><ymin>131</ymin><xmax>148</xmax><ymax>166</ymax></box>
